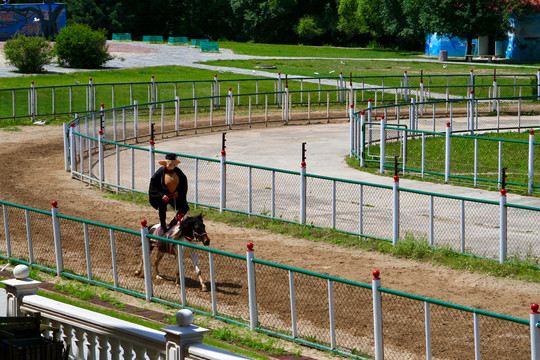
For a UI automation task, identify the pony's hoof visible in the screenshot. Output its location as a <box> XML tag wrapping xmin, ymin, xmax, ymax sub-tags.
<box><xmin>134</xmin><ymin>270</ymin><xmax>141</xmax><ymax>277</ymax></box>
<box><xmin>201</xmin><ymin>286</ymin><xmax>208</xmax><ymax>292</ymax></box>
<box><xmin>155</xmin><ymin>275</ymin><xmax>163</xmax><ymax>280</ymax></box>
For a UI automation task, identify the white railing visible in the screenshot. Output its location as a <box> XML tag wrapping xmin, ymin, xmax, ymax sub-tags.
<box><xmin>1</xmin><ymin>265</ymin><xmax>251</xmax><ymax>360</ymax></box>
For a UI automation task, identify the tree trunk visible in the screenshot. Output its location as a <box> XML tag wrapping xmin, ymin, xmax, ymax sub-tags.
<box><xmin>466</xmin><ymin>37</ymin><xmax>473</xmax><ymax>56</ymax></box>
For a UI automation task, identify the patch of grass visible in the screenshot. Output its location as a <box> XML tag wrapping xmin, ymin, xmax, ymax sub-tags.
<box><xmin>219</xmin><ymin>41</ymin><xmax>423</xmax><ymax>58</ymax></box>
<box><xmin>351</xmin><ymin>129</ymin><xmax>540</xmax><ymax>196</ymax></box>
<box><xmin>1</xmin><ymin>126</ymin><xmax>22</xmax><ymax>132</ymax></box>
<box><xmin>211</xmin><ymin>327</ymin><xmax>288</xmax><ymax>356</ymax></box>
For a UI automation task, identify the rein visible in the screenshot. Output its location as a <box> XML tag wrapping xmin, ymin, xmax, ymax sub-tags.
<box><xmin>184</xmin><ymin>231</ymin><xmax>207</xmax><ymax>242</ymax></box>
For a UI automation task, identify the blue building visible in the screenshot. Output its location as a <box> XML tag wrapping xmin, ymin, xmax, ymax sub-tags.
<box><xmin>0</xmin><ymin>3</ymin><xmax>66</xmax><ymax>40</ymax></box>
<box><xmin>425</xmin><ymin>13</ymin><xmax>540</xmax><ymax>61</ymax></box>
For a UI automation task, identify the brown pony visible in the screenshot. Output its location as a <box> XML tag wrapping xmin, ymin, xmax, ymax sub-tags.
<box><xmin>135</xmin><ymin>214</ymin><xmax>210</xmax><ymax>291</ymax></box>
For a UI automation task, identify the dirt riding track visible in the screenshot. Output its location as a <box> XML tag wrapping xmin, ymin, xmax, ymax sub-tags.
<box><xmin>0</xmin><ymin>125</ymin><xmax>539</xmax><ymax>359</ymax></box>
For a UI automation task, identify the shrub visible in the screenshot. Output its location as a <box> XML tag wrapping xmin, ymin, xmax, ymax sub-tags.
<box><xmin>54</xmin><ymin>23</ymin><xmax>112</xmax><ymax>69</ymax></box>
<box><xmin>3</xmin><ymin>34</ymin><xmax>54</xmax><ymax>73</ymax></box>
<box><xmin>295</xmin><ymin>16</ymin><xmax>324</xmax><ymax>43</ymax></box>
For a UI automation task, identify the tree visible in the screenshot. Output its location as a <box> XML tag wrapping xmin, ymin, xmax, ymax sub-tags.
<box><xmin>295</xmin><ymin>15</ymin><xmax>324</xmax><ymax>43</ymax></box>
<box><xmin>337</xmin><ymin>0</ymin><xmax>386</xmax><ymax>45</ymax></box>
<box><xmin>64</xmin><ymin>0</ymin><xmax>124</xmax><ymax>34</ymax></box>
<box><xmin>230</xmin><ymin>0</ymin><xmax>298</xmax><ymax>43</ymax></box>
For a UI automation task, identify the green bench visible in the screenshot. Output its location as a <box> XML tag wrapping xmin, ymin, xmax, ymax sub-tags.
<box><xmin>112</xmin><ymin>33</ymin><xmax>131</xmax><ymax>41</ymax></box>
<box><xmin>190</xmin><ymin>39</ymin><xmax>209</xmax><ymax>47</ymax></box>
<box><xmin>200</xmin><ymin>42</ymin><xmax>219</xmax><ymax>52</ymax></box>
<box><xmin>168</xmin><ymin>36</ymin><xmax>188</xmax><ymax>44</ymax></box>
<box><xmin>143</xmin><ymin>35</ymin><xmax>164</xmax><ymax>42</ymax></box>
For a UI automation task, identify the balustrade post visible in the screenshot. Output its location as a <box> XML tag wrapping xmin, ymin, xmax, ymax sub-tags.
<box><xmin>1</xmin><ymin>265</ymin><xmax>41</xmax><ymax>316</ymax></box>
<box><xmin>163</xmin><ymin>309</ymin><xmax>210</xmax><ymax>360</ymax></box>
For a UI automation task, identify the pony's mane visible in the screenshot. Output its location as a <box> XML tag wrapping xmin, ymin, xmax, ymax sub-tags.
<box><xmin>180</xmin><ymin>214</ymin><xmax>202</xmax><ymax>229</ymax></box>
<box><xmin>169</xmin><ymin>214</ymin><xmax>203</xmax><ymax>239</ymax></box>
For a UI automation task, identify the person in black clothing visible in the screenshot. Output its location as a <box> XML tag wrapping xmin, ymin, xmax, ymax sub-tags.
<box><xmin>149</xmin><ymin>153</ymin><xmax>189</xmax><ymax>233</ymax></box>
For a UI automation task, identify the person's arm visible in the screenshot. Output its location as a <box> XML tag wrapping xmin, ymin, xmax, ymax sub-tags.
<box><xmin>149</xmin><ymin>168</ymin><xmax>167</xmax><ymax>201</ymax></box>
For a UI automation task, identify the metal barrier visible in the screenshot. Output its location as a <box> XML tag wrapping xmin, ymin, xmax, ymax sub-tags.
<box><xmin>0</xmin><ymin>203</ymin><xmax>538</xmax><ymax>359</ymax></box>
<box><xmin>350</xmin><ymin>95</ymin><xmax>540</xmax><ymax>193</ymax></box>
<box><xmin>1</xmin><ymin>71</ymin><xmax>537</xmax><ymax>122</ymax></box>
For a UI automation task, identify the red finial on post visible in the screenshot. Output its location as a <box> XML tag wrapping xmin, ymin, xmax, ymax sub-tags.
<box><xmin>501</xmin><ymin>188</ymin><xmax>507</xmax><ymax>196</ymax></box>
<box><xmin>530</xmin><ymin>129</ymin><xmax>534</xmax><ymax>135</ymax></box>
<box><xmin>381</xmin><ymin>115</ymin><xmax>385</xmax><ymax>120</ymax></box>
<box><xmin>152</xmin><ymin>75</ymin><xmax>154</xmax><ymax>79</ymax></box>
<box><xmin>532</xmin><ymin>303</ymin><xmax>539</xmax><ymax>314</ymax></box>
<box><xmin>141</xmin><ymin>219</ymin><xmax>147</xmax><ymax>228</ymax></box>
<box><xmin>70</xmin><ymin>122</ymin><xmax>75</xmax><ymax>128</ymax></box>
<box><xmin>368</xmin><ymin>98</ymin><xmax>372</xmax><ymax>102</ymax></box>
<box><xmin>394</xmin><ymin>175</ymin><xmax>399</xmax><ymax>182</ymax></box>
<box><xmin>98</xmin><ymin>129</ymin><xmax>103</xmax><ymax>135</ymax></box>
<box><xmin>150</xmin><ymin>139</ymin><xmax>155</xmax><ymax>146</ymax></box>
<box><xmin>404</xmin><ymin>70</ymin><xmax>407</xmax><ymax>74</ymax></box>
<box><xmin>228</xmin><ymin>88</ymin><xmax>232</xmax><ymax>91</ymax></box>
<box><xmin>447</xmin><ymin>122</ymin><xmax>451</xmax><ymax>127</ymax></box>
<box><xmin>470</xmin><ymin>90</ymin><xmax>474</xmax><ymax>94</ymax></box>
<box><xmin>221</xmin><ymin>150</ymin><xmax>226</xmax><ymax>156</ymax></box>
<box><xmin>89</xmin><ymin>77</ymin><xmax>92</xmax><ymax>81</ymax></box>
<box><xmin>470</xmin><ymin>69</ymin><xmax>473</xmax><ymax>72</ymax></box>
<box><xmin>350</xmin><ymin>104</ymin><xmax>354</xmax><ymax>109</ymax></box>
<box><xmin>373</xmin><ymin>270</ymin><xmax>380</xmax><ymax>280</ymax></box>
<box><xmin>31</xmin><ymin>81</ymin><xmax>34</xmax><ymax>85</ymax></box>
<box><xmin>52</xmin><ymin>201</ymin><xmax>58</xmax><ymax>208</ymax></box>
<box><xmin>301</xmin><ymin>161</ymin><xmax>306</xmax><ymax>168</ymax></box>
<box><xmin>101</xmin><ymin>103</ymin><xmax>104</xmax><ymax>108</ymax></box>
<box><xmin>247</xmin><ymin>242</ymin><xmax>254</xmax><ymax>251</ymax></box>
<box><xmin>361</xmin><ymin>110</ymin><xmax>365</xmax><ymax>115</ymax></box>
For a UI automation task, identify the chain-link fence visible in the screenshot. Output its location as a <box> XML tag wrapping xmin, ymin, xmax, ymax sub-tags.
<box><xmin>0</xmin><ymin>200</ymin><xmax>536</xmax><ymax>359</ymax></box>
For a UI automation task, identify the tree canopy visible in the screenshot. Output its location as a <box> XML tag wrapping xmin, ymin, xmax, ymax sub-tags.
<box><xmin>11</xmin><ymin>0</ymin><xmax>533</xmax><ymax>52</ymax></box>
